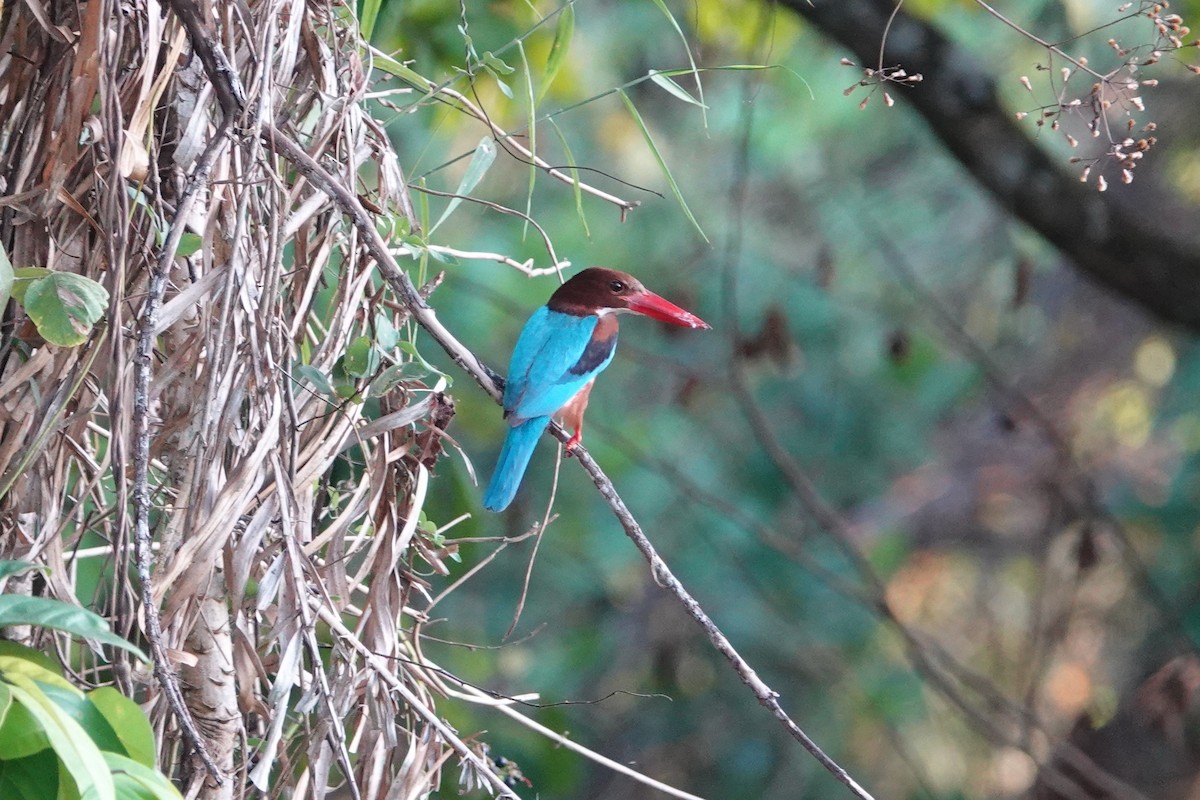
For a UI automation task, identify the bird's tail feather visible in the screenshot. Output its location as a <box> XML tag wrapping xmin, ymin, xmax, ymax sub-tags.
<box><xmin>483</xmin><ymin>418</ymin><xmax>549</xmax><ymax>511</ymax></box>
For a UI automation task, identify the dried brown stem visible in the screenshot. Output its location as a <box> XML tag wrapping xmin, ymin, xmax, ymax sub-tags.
<box><xmin>132</xmin><ymin>126</ymin><xmax>232</xmax><ymax>785</ymax></box>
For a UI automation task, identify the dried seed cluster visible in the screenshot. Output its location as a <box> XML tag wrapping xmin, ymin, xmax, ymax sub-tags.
<box><xmin>839</xmin><ymin>58</ymin><xmax>924</xmax><ymax>111</ymax></box>
<box><xmin>1013</xmin><ymin>1</ymin><xmax>1199</xmax><ymax>191</ymax></box>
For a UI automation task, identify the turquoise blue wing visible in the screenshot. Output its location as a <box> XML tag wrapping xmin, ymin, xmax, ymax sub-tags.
<box><xmin>503</xmin><ymin>308</ymin><xmax>612</xmax><ymax>423</ymax></box>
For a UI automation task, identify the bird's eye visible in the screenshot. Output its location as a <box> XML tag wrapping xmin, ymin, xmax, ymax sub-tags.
<box><xmin>609</xmin><ymin>280</ymin><xmax>626</xmax><ymax>293</ymax></box>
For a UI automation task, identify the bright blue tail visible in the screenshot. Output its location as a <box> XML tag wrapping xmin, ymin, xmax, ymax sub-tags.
<box><xmin>483</xmin><ymin>418</ymin><xmax>550</xmax><ymax>511</ymax></box>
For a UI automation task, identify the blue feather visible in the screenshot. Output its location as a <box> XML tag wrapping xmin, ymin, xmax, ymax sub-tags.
<box><xmin>484</xmin><ymin>308</ymin><xmax>619</xmax><ymax>510</ymax></box>
<box><xmin>482</xmin><ymin>418</ymin><xmax>549</xmax><ymax>511</ymax></box>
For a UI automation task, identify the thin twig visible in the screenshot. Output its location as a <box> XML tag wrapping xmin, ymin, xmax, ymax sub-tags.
<box><xmin>132</xmin><ymin>125</ymin><xmax>231</xmax><ymax>785</ymax></box>
<box><xmin>313</xmin><ymin>602</ymin><xmax>521</xmax><ymax>799</ymax></box>
<box><xmin>261</xmin><ymin>121</ymin><xmax>877</xmax><ymax>800</ymax></box>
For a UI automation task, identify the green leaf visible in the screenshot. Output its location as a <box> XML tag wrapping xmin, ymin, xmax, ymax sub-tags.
<box><xmin>22</xmin><ymin>272</ymin><xmax>109</xmax><ymax>347</ymax></box>
<box><xmin>0</xmin><ymin>641</ymin><xmax>65</xmax><ymax>678</ymax></box>
<box><xmin>0</xmin><ymin>749</ymin><xmax>61</xmax><ymax>799</ymax></box>
<box><xmin>480</xmin><ymin>52</ymin><xmax>514</xmax><ymax>75</ymax></box>
<box><xmin>0</xmin><ymin>561</ymin><xmax>45</xmax><ymax>581</ymax></box>
<box><xmin>105</xmin><ymin>753</ymin><xmax>182</xmax><ymax>800</ymax></box>
<box><xmin>0</xmin><ymin>241</ymin><xmax>12</xmax><ymax>310</ymax></box>
<box><xmin>10</xmin><ymin>267</ymin><xmax>51</xmax><ymax>305</ymax></box>
<box><xmin>0</xmin><ymin>597</ymin><xmax>147</xmax><ymax>661</ymax></box>
<box><xmin>368</xmin><ymin>363</ymin><xmax>416</xmax><ymax>398</ymax></box>
<box><xmin>366</xmin><ymin>50</ymin><xmax>435</xmax><ymax>97</ymax></box>
<box><xmin>518</xmin><ymin>40</ymin><xmax>537</xmax><ymax>241</ymax></box>
<box><xmin>87</xmin><ymin>689</ymin><xmax>157</xmax><ymax>768</ymax></box>
<box><xmin>374</xmin><ymin>313</ymin><xmax>399</xmax><ymax>351</ymax></box>
<box><xmin>294</xmin><ymin>365</ymin><xmax>334</xmax><ymax>397</ymax></box>
<box><xmin>617</xmin><ymin>89</ymin><xmax>708</xmax><ymax>243</ymax></box>
<box><xmin>358</xmin><ymin>0</ymin><xmax>382</xmax><ymax>41</ymax></box>
<box><xmin>174</xmin><ymin>233</ymin><xmax>202</xmax><ymax>259</ymax></box>
<box><xmin>39</xmin><ymin>683</ymin><xmax>123</xmax><ymax>756</ymax></box>
<box><xmin>537</xmin><ymin>2</ymin><xmax>574</xmax><ymax>104</ymax></box>
<box><xmin>0</xmin><ymin>653</ymin><xmax>78</xmax><ymax>693</ymax></box>
<box><xmin>547</xmin><ymin>118</ymin><xmax>590</xmax><ymax>238</ymax></box>
<box><xmin>648</xmin><ymin>0</ymin><xmax>707</xmax><ymax>128</ymax></box>
<box><xmin>7</xmin><ymin>678</ymin><xmax>115</xmax><ymax>800</ymax></box>
<box><xmin>343</xmin><ymin>336</ymin><xmax>379</xmax><ymax>379</ymax></box>
<box><xmin>428</xmin><ymin>137</ymin><xmax>497</xmax><ymax>234</ymax></box>
<box><xmin>0</xmin><ymin>681</ymin><xmax>10</xmax><ymax>727</ymax></box>
<box><xmin>649</xmin><ymin>70</ymin><xmax>708</xmax><ymax>108</ymax></box>
<box><xmin>0</xmin><ymin>692</ymin><xmax>50</xmax><ymax>759</ymax></box>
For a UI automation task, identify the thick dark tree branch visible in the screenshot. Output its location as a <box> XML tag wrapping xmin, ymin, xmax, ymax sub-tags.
<box><xmin>781</xmin><ymin>0</ymin><xmax>1200</xmax><ymax>332</ymax></box>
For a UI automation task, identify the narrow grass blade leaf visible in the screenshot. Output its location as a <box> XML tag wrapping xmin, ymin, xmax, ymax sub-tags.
<box><xmin>536</xmin><ymin>2</ymin><xmax>574</xmax><ymax>105</ymax></box>
<box><xmin>648</xmin><ymin>0</ymin><xmax>707</xmax><ymax>128</ymax></box>
<box><xmin>618</xmin><ymin>90</ymin><xmax>707</xmax><ymax>242</ymax></box>
<box><xmin>519</xmin><ymin>40</ymin><xmax>536</xmax><ymax>239</ymax></box>
<box><xmin>649</xmin><ymin>70</ymin><xmax>708</xmax><ymax>108</ymax></box>
<box><xmin>428</xmin><ymin>137</ymin><xmax>497</xmax><ymax>234</ymax></box>
<box><xmin>359</xmin><ymin>0</ymin><xmax>382</xmax><ymax>41</ymax></box>
<box><xmin>547</xmin><ymin>118</ymin><xmax>589</xmax><ymax>239</ymax></box>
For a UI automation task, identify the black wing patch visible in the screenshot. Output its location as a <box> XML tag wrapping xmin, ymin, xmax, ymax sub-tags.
<box><xmin>569</xmin><ymin>327</ymin><xmax>618</xmax><ymax>376</ymax></box>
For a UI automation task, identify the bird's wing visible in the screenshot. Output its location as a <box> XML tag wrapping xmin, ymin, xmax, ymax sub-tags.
<box><xmin>503</xmin><ymin>308</ymin><xmax>615</xmax><ymax>423</ymax></box>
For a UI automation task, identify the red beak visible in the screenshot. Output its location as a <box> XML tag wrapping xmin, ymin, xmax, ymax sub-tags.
<box><xmin>625</xmin><ymin>291</ymin><xmax>711</xmax><ymax>330</ymax></box>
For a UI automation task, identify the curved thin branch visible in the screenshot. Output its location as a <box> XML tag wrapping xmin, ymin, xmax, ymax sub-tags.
<box><xmin>263</xmin><ymin>122</ymin><xmax>877</xmax><ymax>800</ymax></box>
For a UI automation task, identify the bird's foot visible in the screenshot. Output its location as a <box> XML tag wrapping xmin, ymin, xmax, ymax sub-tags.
<box><xmin>564</xmin><ymin>430</ymin><xmax>583</xmax><ymax>456</ymax></box>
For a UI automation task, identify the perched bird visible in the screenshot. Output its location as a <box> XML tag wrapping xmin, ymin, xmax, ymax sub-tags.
<box><xmin>483</xmin><ymin>267</ymin><xmax>710</xmax><ymax>511</ymax></box>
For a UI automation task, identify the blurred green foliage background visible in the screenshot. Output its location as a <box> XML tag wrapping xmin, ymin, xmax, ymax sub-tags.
<box><xmin>366</xmin><ymin>0</ymin><xmax>1200</xmax><ymax>797</ymax></box>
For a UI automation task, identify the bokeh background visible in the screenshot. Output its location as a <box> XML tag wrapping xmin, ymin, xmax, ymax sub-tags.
<box><xmin>371</xmin><ymin>1</ymin><xmax>1200</xmax><ymax>797</ymax></box>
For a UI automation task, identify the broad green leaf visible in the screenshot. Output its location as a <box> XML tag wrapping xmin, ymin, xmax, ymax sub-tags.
<box><xmin>536</xmin><ymin>2</ymin><xmax>574</xmax><ymax>104</ymax></box>
<box><xmin>0</xmin><ymin>641</ymin><xmax>65</xmax><ymax>678</ymax></box>
<box><xmin>0</xmin><ymin>561</ymin><xmax>45</xmax><ymax>581</ymax></box>
<box><xmin>0</xmin><ymin>241</ymin><xmax>12</xmax><ymax>310</ymax></box>
<box><xmin>294</xmin><ymin>365</ymin><xmax>334</xmax><ymax>397</ymax></box>
<box><xmin>428</xmin><ymin>137</ymin><xmax>497</xmax><ymax>234</ymax></box>
<box><xmin>88</xmin><ymin>689</ymin><xmax>156</xmax><ymax>768</ymax></box>
<box><xmin>343</xmin><ymin>336</ymin><xmax>379</xmax><ymax>378</ymax></box>
<box><xmin>23</xmin><ymin>272</ymin><xmax>109</xmax><ymax>346</ymax></box>
<box><xmin>0</xmin><ymin>597</ymin><xmax>147</xmax><ymax>661</ymax></box>
<box><xmin>368</xmin><ymin>363</ymin><xmax>421</xmax><ymax>398</ymax></box>
<box><xmin>174</xmin><ymin>233</ymin><xmax>202</xmax><ymax>259</ymax></box>
<box><xmin>0</xmin><ymin>749</ymin><xmax>61</xmax><ymax>799</ymax></box>
<box><xmin>397</xmin><ymin>341</ymin><xmax>450</xmax><ymax>386</ymax></box>
<box><xmin>0</xmin><ymin>654</ymin><xmax>78</xmax><ymax>693</ymax></box>
<box><xmin>105</xmin><ymin>753</ymin><xmax>182</xmax><ymax>800</ymax></box>
<box><xmin>7</xmin><ymin>678</ymin><xmax>115</xmax><ymax>800</ymax></box>
<box><xmin>374</xmin><ymin>313</ymin><xmax>399</xmax><ymax>351</ymax></box>
<box><xmin>618</xmin><ymin>90</ymin><xmax>708</xmax><ymax>243</ymax></box>
<box><xmin>649</xmin><ymin>70</ymin><xmax>708</xmax><ymax>108</ymax></box>
<box><xmin>0</xmin><ymin>681</ymin><xmax>10</xmax><ymax>726</ymax></box>
<box><xmin>0</xmin><ymin>682</ymin><xmax>50</xmax><ymax>759</ymax></box>
<box><xmin>39</xmin><ymin>683</ymin><xmax>123</xmax><ymax>756</ymax></box>
<box><xmin>10</xmin><ymin>267</ymin><xmax>51</xmax><ymax>305</ymax></box>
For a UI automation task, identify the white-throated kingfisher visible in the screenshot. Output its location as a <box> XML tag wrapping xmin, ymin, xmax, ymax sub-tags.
<box><xmin>483</xmin><ymin>267</ymin><xmax>710</xmax><ymax>511</ymax></box>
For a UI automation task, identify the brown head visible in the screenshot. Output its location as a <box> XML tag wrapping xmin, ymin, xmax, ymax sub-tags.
<box><xmin>546</xmin><ymin>267</ymin><xmax>711</xmax><ymax>330</ymax></box>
